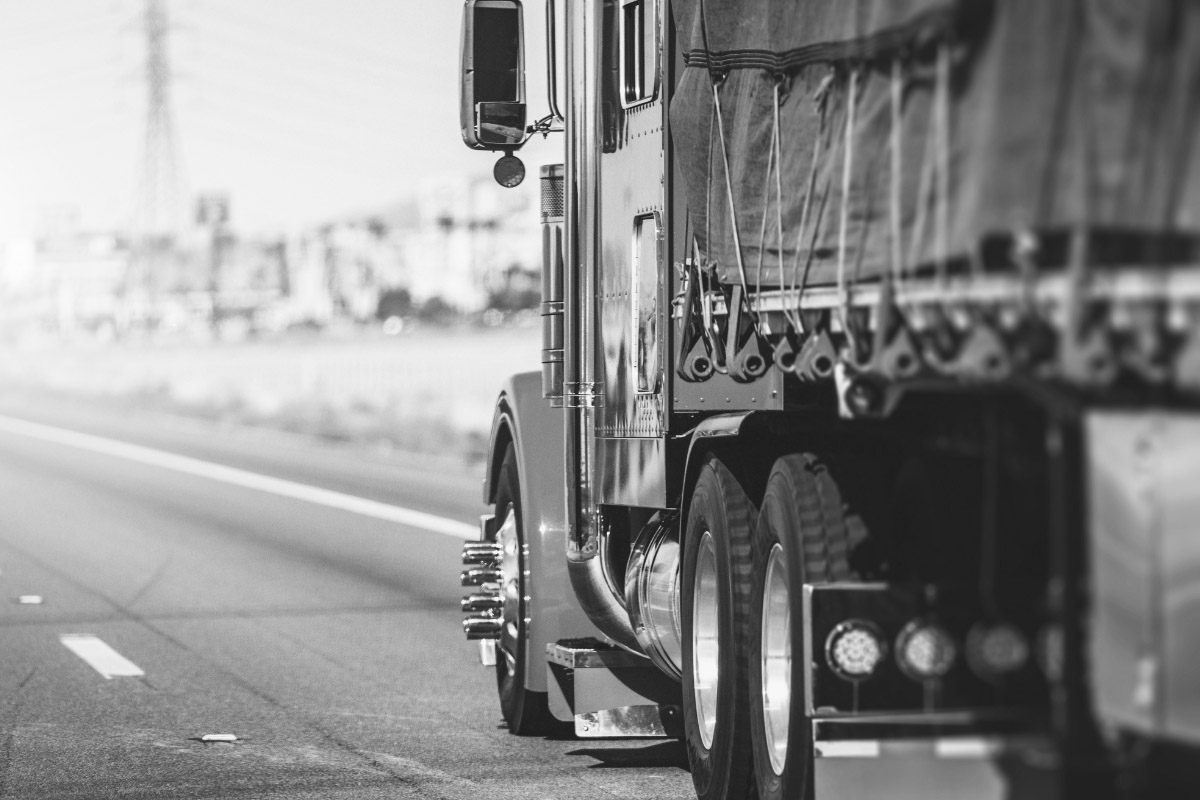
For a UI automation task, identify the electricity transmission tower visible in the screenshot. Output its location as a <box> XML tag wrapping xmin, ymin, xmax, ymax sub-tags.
<box><xmin>129</xmin><ymin>0</ymin><xmax>183</xmax><ymax>310</ymax></box>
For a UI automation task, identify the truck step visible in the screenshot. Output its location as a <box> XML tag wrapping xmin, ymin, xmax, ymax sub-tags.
<box><xmin>545</xmin><ymin>639</ymin><xmax>682</xmax><ymax>738</ymax></box>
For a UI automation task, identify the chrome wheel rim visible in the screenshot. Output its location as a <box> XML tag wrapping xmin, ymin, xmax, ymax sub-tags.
<box><xmin>496</xmin><ymin>506</ymin><xmax>521</xmax><ymax>678</ymax></box>
<box><xmin>761</xmin><ymin>543</ymin><xmax>791</xmax><ymax>775</ymax></box>
<box><xmin>692</xmin><ymin>530</ymin><xmax>720</xmax><ymax>750</ymax></box>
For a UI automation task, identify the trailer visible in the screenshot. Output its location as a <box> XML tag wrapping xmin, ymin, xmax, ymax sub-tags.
<box><xmin>457</xmin><ymin>2</ymin><xmax>1200</xmax><ymax>798</ymax></box>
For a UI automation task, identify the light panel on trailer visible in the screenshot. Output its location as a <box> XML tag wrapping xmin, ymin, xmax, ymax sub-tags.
<box><xmin>825</xmin><ymin>620</ymin><xmax>887</xmax><ymax>681</ymax></box>
<box><xmin>896</xmin><ymin>620</ymin><xmax>957</xmax><ymax>681</ymax></box>
<box><xmin>966</xmin><ymin>623</ymin><xmax>1030</xmax><ymax>680</ymax></box>
<box><xmin>1036</xmin><ymin>624</ymin><xmax>1064</xmax><ymax>681</ymax></box>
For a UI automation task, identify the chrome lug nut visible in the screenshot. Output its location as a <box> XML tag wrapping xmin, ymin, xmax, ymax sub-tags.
<box><xmin>463</xmin><ymin>617</ymin><xmax>503</xmax><ymax>640</ymax></box>
<box><xmin>461</xmin><ymin>593</ymin><xmax>504</xmax><ymax>613</ymax></box>
<box><xmin>461</xmin><ymin>542</ymin><xmax>502</xmax><ymax>565</ymax></box>
<box><xmin>461</xmin><ymin>567</ymin><xmax>503</xmax><ymax>586</ymax></box>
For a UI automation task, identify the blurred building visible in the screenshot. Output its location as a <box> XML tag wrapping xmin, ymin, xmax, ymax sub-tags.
<box><xmin>0</xmin><ymin>170</ymin><xmax>542</xmax><ymax>342</ymax></box>
<box><xmin>403</xmin><ymin>172</ymin><xmax>540</xmax><ymax>312</ymax></box>
<box><xmin>0</xmin><ymin>230</ymin><xmax>129</xmax><ymax>341</ymax></box>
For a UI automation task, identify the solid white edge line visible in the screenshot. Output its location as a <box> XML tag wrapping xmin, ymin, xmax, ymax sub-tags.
<box><xmin>60</xmin><ymin>634</ymin><xmax>145</xmax><ymax>679</ymax></box>
<box><xmin>0</xmin><ymin>414</ymin><xmax>476</xmax><ymax>539</ymax></box>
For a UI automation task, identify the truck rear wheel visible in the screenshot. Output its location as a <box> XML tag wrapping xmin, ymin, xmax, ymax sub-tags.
<box><xmin>493</xmin><ymin>444</ymin><xmax>559</xmax><ymax>735</ymax></box>
<box><xmin>682</xmin><ymin>456</ymin><xmax>757</xmax><ymax>800</ymax></box>
<box><xmin>750</xmin><ymin>454</ymin><xmax>865</xmax><ymax>800</ymax></box>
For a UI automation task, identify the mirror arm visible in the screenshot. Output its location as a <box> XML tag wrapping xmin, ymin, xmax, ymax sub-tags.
<box><xmin>527</xmin><ymin>113</ymin><xmax>565</xmax><ymax>138</ymax></box>
<box><xmin>545</xmin><ymin>0</ymin><xmax>565</xmax><ymax>124</ymax></box>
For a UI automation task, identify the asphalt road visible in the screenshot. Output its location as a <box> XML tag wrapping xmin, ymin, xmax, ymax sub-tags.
<box><xmin>0</xmin><ymin>391</ymin><xmax>694</xmax><ymax>799</ymax></box>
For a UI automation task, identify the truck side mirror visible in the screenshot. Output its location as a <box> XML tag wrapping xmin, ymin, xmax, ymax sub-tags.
<box><xmin>460</xmin><ymin>0</ymin><xmax>528</xmax><ymax>151</ymax></box>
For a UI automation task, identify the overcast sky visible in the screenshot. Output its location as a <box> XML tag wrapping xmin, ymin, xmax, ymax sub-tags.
<box><xmin>0</xmin><ymin>0</ymin><xmax>556</xmax><ymax>240</ymax></box>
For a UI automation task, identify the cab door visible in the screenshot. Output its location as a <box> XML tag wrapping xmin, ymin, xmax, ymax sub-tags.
<box><xmin>595</xmin><ymin>0</ymin><xmax>669</xmax><ymax>507</ymax></box>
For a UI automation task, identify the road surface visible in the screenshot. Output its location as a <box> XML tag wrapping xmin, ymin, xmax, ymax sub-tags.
<box><xmin>0</xmin><ymin>391</ymin><xmax>694</xmax><ymax>799</ymax></box>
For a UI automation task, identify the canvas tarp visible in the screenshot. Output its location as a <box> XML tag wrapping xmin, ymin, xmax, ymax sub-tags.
<box><xmin>669</xmin><ymin>0</ymin><xmax>1200</xmax><ymax>289</ymax></box>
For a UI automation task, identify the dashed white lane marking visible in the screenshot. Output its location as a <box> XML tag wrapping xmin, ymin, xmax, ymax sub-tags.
<box><xmin>60</xmin><ymin>634</ymin><xmax>145</xmax><ymax>679</ymax></box>
<box><xmin>0</xmin><ymin>414</ymin><xmax>476</xmax><ymax>539</ymax></box>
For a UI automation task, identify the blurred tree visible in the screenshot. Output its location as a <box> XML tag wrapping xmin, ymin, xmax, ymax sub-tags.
<box><xmin>486</xmin><ymin>263</ymin><xmax>540</xmax><ymax>311</ymax></box>
<box><xmin>417</xmin><ymin>296</ymin><xmax>456</xmax><ymax>324</ymax></box>
<box><xmin>376</xmin><ymin>287</ymin><xmax>414</xmax><ymax>320</ymax></box>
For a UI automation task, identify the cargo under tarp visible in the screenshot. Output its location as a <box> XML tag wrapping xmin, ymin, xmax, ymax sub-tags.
<box><xmin>669</xmin><ymin>0</ymin><xmax>1200</xmax><ymax>291</ymax></box>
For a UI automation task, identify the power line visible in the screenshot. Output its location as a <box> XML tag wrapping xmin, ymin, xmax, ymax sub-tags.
<box><xmin>183</xmin><ymin>14</ymin><xmax>416</xmax><ymax>81</ymax></box>
<box><xmin>0</xmin><ymin>7</ymin><xmax>126</xmax><ymax>47</ymax></box>
<box><xmin>188</xmin><ymin>39</ymin><xmax>400</xmax><ymax>107</ymax></box>
<box><xmin>184</xmin><ymin>0</ymin><xmax>417</xmax><ymax>72</ymax></box>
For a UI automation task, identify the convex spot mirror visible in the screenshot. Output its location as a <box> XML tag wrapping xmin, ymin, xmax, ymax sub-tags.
<box><xmin>493</xmin><ymin>154</ymin><xmax>526</xmax><ymax>188</ymax></box>
<box><xmin>460</xmin><ymin>0</ymin><xmax>527</xmax><ymax>151</ymax></box>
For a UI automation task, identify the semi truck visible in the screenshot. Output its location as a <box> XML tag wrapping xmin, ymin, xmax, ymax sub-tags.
<box><xmin>457</xmin><ymin>1</ymin><xmax>1200</xmax><ymax>798</ymax></box>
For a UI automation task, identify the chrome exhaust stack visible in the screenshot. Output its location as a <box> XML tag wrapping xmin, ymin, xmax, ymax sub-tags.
<box><xmin>560</xmin><ymin>0</ymin><xmax>642</xmax><ymax>657</ymax></box>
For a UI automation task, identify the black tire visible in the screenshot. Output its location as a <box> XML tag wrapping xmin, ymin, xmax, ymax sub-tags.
<box><xmin>749</xmin><ymin>454</ymin><xmax>866</xmax><ymax>800</ymax></box>
<box><xmin>682</xmin><ymin>456</ymin><xmax>758</xmax><ymax>800</ymax></box>
<box><xmin>493</xmin><ymin>444</ymin><xmax>560</xmax><ymax>735</ymax></box>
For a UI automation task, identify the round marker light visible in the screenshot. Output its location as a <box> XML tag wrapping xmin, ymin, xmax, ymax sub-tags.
<box><xmin>966</xmin><ymin>623</ymin><xmax>1030</xmax><ymax>680</ymax></box>
<box><xmin>896</xmin><ymin>620</ymin><xmax>957</xmax><ymax>681</ymax></box>
<box><xmin>825</xmin><ymin>620</ymin><xmax>887</xmax><ymax>681</ymax></box>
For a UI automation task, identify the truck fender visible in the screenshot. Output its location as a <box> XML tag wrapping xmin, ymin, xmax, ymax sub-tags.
<box><xmin>484</xmin><ymin>371</ymin><xmax>604</xmax><ymax>697</ymax></box>
<box><xmin>677</xmin><ymin>411</ymin><xmax>758</xmax><ymax>525</ymax></box>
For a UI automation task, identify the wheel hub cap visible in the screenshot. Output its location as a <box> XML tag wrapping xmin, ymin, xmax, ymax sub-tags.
<box><xmin>496</xmin><ymin>506</ymin><xmax>521</xmax><ymax>678</ymax></box>
<box><xmin>761</xmin><ymin>543</ymin><xmax>791</xmax><ymax>775</ymax></box>
<box><xmin>692</xmin><ymin>531</ymin><xmax>720</xmax><ymax>750</ymax></box>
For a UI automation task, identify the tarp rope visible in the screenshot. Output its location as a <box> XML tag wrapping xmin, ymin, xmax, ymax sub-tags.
<box><xmin>837</xmin><ymin>69</ymin><xmax>860</xmax><ymax>335</ymax></box>
<box><xmin>754</xmin><ymin>88</ymin><xmax>780</xmax><ymax>322</ymax></box>
<box><xmin>935</xmin><ymin>43</ymin><xmax>951</xmax><ymax>289</ymax></box>
<box><xmin>889</xmin><ymin>59</ymin><xmax>906</xmax><ymax>293</ymax></box>
<box><xmin>789</xmin><ymin>73</ymin><xmax>835</xmax><ymax>333</ymax></box>
<box><xmin>771</xmin><ymin>79</ymin><xmax>786</xmax><ymax>326</ymax></box>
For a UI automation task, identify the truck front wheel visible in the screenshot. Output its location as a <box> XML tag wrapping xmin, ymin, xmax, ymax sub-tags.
<box><xmin>682</xmin><ymin>456</ymin><xmax>757</xmax><ymax>800</ymax></box>
<box><xmin>493</xmin><ymin>444</ymin><xmax>559</xmax><ymax>735</ymax></box>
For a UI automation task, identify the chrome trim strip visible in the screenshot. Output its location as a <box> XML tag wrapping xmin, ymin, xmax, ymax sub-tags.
<box><xmin>544</xmin><ymin>0</ymin><xmax>564</xmax><ymax>124</ymax></box>
<box><xmin>673</xmin><ymin>267</ymin><xmax>1200</xmax><ymax>323</ymax></box>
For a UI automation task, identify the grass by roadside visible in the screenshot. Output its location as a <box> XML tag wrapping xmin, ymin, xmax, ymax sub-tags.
<box><xmin>123</xmin><ymin>379</ymin><xmax>487</xmax><ymax>461</ymax></box>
